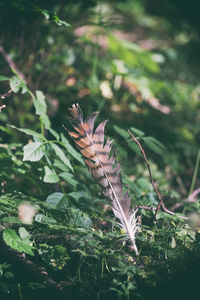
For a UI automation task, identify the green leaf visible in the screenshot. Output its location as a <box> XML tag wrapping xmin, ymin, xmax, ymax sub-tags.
<box><xmin>0</xmin><ymin>75</ymin><xmax>9</xmax><ymax>81</ymax></box>
<box><xmin>41</xmin><ymin>10</ymin><xmax>49</xmax><ymax>19</ymax></box>
<box><xmin>3</xmin><ymin>228</ymin><xmax>34</xmax><ymax>256</ymax></box>
<box><xmin>33</xmin><ymin>90</ymin><xmax>51</xmax><ymax>129</ymax></box>
<box><xmin>51</xmin><ymin>143</ymin><xmax>73</xmax><ymax>171</ymax></box>
<box><xmin>35</xmin><ymin>213</ymin><xmax>57</xmax><ymax>224</ymax></box>
<box><xmin>54</xmin><ymin>159</ymin><xmax>69</xmax><ymax>172</ymax></box>
<box><xmin>59</xmin><ymin>172</ymin><xmax>78</xmax><ymax>187</ymax></box>
<box><xmin>43</xmin><ymin>166</ymin><xmax>60</xmax><ymax>183</ymax></box>
<box><xmin>23</xmin><ymin>142</ymin><xmax>45</xmax><ymax>161</ymax></box>
<box><xmin>19</xmin><ymin>227</ymin><xmax>31</xmax><ymax>240</ymax></box>
<box><xmin>137</xmin><ymin>178</ymin><xmax>153</xmax><ymax>192</ymax></box>
<box><xmin>9</xmin><ymin>76</ymin><xmax>20</xmax><ymax>93</ymax></box>
<box><xmin>46</xmin><ymin>192</ymin><xmax>69</xmax><ymax>211</ymax></box>
<box><xmin>130</xmin><ymin>127</ymin><xmax>145</xmax><ymax>137</ymax></box>
<box><xmin>113</xmin><ymin>125</ymin><xmax>129</xmax><ymax>139</ymax></box>
<box><xmin>49</xmin><ymin>128</ymin><xmax>60</xmax><ymax>140</ymax></box>
<box><xmin>34</xmin><ymin>90</ymin><xmax>47</xmax><ymax>115</ymax></box>
<box><xmin>9</xmin><ymin>76</ymin><xmax>28</xmax><ymax>94</ymax></box>
<box><xmin>128</xmin><ymin>142</ymin><xmax>142</xmax><ymax>156</ymax></box>
<box><xmin>61</xmin><ymin>133</ymin><xmax>84</xmax><ymax>164</ymax></box>
<box><xmin>143</xmin><ymin>137</ymin><xmax>165</xmax><ymax>156</ymax></box>
<box><xmin>41</xmin><ymin>114</ymin><xmax>51</xmax><ymax>130</ymax></box>
<box><xmin>69</xmin><ymin>191</ymin><xmax>89</xmax><ymax>202</ymax></box>
<box><xmin>46</xmin><ymin>192</ymin><xmax>65</xmax><ymax>208</ymax></box>
<box><xmin>70</xmin><ymin>208</ymin><xmax>92</xmax><ymax>229</ymax></box>
<box><xmin>53</xmin><ymin>15</ymin><xmax>71</xmax><ymax>27</ymax></box>
<box><xmin>2</xmin><ymin>217</ymin><xmax>22</xmax><ymax>224</ymax></box>
<box><xmin>10</xmin><ymin>125</ymin><xmax>44</xmax><ymax>139</ymax></box>
<box><xmin>145</xmin><ymin>136</ymin><xmax>166</xmax><ymax>150</ymax></box>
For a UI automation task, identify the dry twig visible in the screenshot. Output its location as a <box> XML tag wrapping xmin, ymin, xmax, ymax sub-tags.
<box><xmin>0</xmin><ymin>45</ymin><xmax>26</xmax><ymax>81</ymax></box>
<box><xmin>128</xmin><ymin>130</ymin><xmax>188</xmax><ymax>220</ymax></box>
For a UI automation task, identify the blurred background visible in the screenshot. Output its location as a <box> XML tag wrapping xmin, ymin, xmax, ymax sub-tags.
<box><xmin>0</xmin><ymin>0</ymin><xmax>200</xmax><ymax>206</ymax></box>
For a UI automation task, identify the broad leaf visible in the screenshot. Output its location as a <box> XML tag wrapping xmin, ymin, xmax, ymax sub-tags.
<box><xmin>23</xmin><ymin>142</ymin><xmax>45</xmax><ymax>161</ymax></box>
<box><xmin>3</xmin><ymin>228</ymin><xmax>34</xmax><ymax>256</ymax></box>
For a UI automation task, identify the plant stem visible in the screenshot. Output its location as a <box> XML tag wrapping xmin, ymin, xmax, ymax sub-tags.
<box><xmin>18</xmin><ymin>283</ymin><xmax>23</xmax><ymax>300</ymax></box>
<box><xmin>189</xmin><ymin>149</ymin><xmax>200</xmax><ymax>195</ymax></box>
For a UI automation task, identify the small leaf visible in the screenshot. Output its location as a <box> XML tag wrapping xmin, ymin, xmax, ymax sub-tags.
<box><xmin>3</xmin><ymin>228</ymin><xmax>34</xmax><ymax>255</ymax></box>
<box><xmin>49</xmin><ymin>128</ymin><xmax>60</xmax><ymax>140</ymax></box>
<box><xmin>19</xmin><ymin>227</ymin><xmax>31</xmax><ymax>240</ymax></box>
<box><xmin>41</xmin><ymin>10</ymin><xmax>49</xmax><ymax>19</ymax></box>
<box><xmin>46</xmin><ymin>193</ymin><xmax>69</xmax><ymax>211</ymax></box>
<box><xmin>59</xmin><ymin>172</ymin><xmax>78</xmax><ymax>187</ymax></box>
<box><xmin>113</xmin><ymin>125</ymin><xmax>130</xmax><ymax>139</ymax></box>
<box><xmin>61</xmin><ymin>134</ymin><xmax>83</xmax><ymax>164</ymax></box>
<box><xmin>9</xmin><ymin>76</ymin><xmax>28</xmax><ymax>94</ymax></box>
<box><xmin>43</xmin><ymin>166</ymin><xmax>60</xmax><ymax>183</ymax></box>
<box><xmin>130</xmin><ymin>127</ymin><xmax>145</xmax><ymax>137</ymax></box>
<box><xmin>34</xmin><ymin>90</ymin><xmax>47</xmax><ymax>115</ymax></box>
<box><xmin>41</xmin><ymin>114</ymin><xmax>51</xmax><ymax>130</ymax></box>
<box><xmin>0</xmin><ymin>75</ymin><xmax>9</xmax><ymax>81</ymax></box>
<box><xmin>143</xmin><ymin>137</ymin><xmax>165</xmax><ymax>156</ymax></box>
<box><xmin>46</xmin><ymin>192</ymin><xmax>65</xmax><ymax>208</ymax></box>
<box><xmin>23</xmin><ymin>142</ymin><xmax>45</xmax><ymax>161</ymax></box>
<box><xmin>9</xmin><ymin>76</ymin><xmax>20</xmax><ymax>93</ymax></box>
<box><xmin>51</xmin><ymin>143</ymin><xmax>73</xmax><ymax>171</ymax></box>
<box><xmin>128</xmin><ymin>142</ymin><xmax>142</xmax><ymax>156</ymax></box>
<box><xmin>53</xmin><ymin>15</ymin><xmax>71</xmax><ymax>27</ymax></box>
<box><xmin>54</xmin><ymin>159</ymin><xmax>69</xmax><ymax>172</ymax></box>
<box><xmin>35</xmin><ymin>213</ymin><xmax>57</xmax><ymax>224</ymax></box>
<box><xmin>70</xmin><ymin>208</ymin><xmax>92</xmax><ymax>229</ymax></box>
<box><xmin>33</xmin><ymin>90</ymin><xmax>51</xmax><ymax>129</ymax></box>
<box><xmin>2</xmin><ymin>217</ymin><xmax>22</xmax><ymax>224</ymax></box>
<box><xmin>169</xmin><ymin>236</ymin><xmax>176</xmax><ymax>248</ymax></box>
<box><xmin>10</xmin><ymin>125</ymin><xmax>44</xmax><ymax>139</ymax></box>
<box><xmin>69</xmin><ymin>191</ymin><xmax>89</xmax><ymax>202</ymax></box>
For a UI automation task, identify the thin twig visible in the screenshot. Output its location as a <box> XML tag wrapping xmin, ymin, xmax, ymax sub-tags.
<box><xmin>0</xmin><ymin>88</ymin><xmax>13</xmax><ymax>100</ymax></box>
<box><xmin>171</xmin><ymin>186</ymin><xmax>200</xmax><ymax>211</ymax></box>
<box><xmin>128</xmin><ymin>130</ymin><xmax>188</xmax><ymax>220</ymax></box>
<box><xmin>188</xmin><ymin>186</ymin><xmax>200</xmax><ymax>202</ymax></box>
<box><xmin>0</xmin><ymin>45</ymin><xmax>26</xmax><ymax>81</ymax></box>
<box><xmin>128</xmin><ymin>130</ymin><xmax>162</xmax><ymax>213</ymax></box>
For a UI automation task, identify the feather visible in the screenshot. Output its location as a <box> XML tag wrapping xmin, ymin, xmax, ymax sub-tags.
<box><xmin>67</xmin><ymin>103</ymin><xmax>139</xmax><ymax>255</ymax></box>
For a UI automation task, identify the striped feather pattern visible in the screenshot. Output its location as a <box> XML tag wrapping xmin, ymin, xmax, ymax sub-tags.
<box><xmin>67</xmin><ymin>103</ymin><xmax>139</xmax><ymax>255</ymax></box>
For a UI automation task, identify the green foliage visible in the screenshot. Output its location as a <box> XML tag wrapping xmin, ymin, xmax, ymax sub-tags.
<box><xmin>3</xmin><ymin>228</ymin><xmax>35</xmax><ymax>256</ymax></box>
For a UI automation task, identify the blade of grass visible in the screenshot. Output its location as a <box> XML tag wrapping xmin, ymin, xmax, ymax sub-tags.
<box><xmin>189</xmin><ymin>149</ymin><xmax>200</xmax><ymax>195</ymax></box>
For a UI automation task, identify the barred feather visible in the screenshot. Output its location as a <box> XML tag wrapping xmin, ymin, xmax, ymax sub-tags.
<box><xmin>67</xmin><ymin>103</ymin><xmax>139</xmax><ymax>255</ymax></box>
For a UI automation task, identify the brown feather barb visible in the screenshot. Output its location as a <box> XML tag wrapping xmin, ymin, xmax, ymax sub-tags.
<box><xmin>67</xmin><ymin>103</ymin><xmax>139</xmax><ymax>255</ymax></box>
